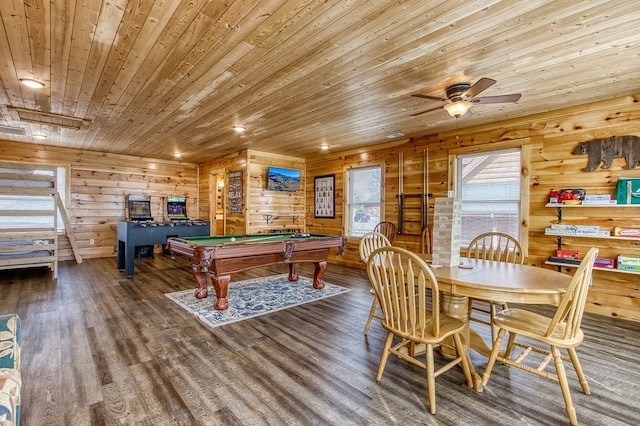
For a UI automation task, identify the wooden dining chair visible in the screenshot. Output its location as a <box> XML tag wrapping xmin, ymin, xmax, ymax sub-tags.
<box><xmin>482</xmin><ymin>247</ymin><xmax>598</xmax><ymax>426</ymax></box>
<box><xmin>359</xmin><ymin>231</ymin><xmax>392</xmax><ymax>335</ymax></box>
<box><xmin>465</xmin><ymin>232</ymin><xmax>523</xmax><ymax>342</ymax></box>
<box><xmin>421</xmin><ymin>224</ymin><xmax>432</xmax><ymax>255</ymax></box>
<box><xmin>373</xmin><ymin>221</ymin><xmax>397</xmax><ymax>244</ymax></box>
<box><xmin>367</xmin><ymin>246</ymin><xmax>473</xmax><ymax>414</ymax></box>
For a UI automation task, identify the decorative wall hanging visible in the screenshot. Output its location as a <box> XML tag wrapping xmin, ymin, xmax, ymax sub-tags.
<box><xmin>314</xmin><ymin>174</ymin><xmax>335</xmax><ymax>218</ymax></box>
<box><xmin>227</xmin><ymin>171</ymin><xmax>243</xmax><ymax>213</ymax></box>
<box><xmin>571</xmin><ymin>135</ymin><xmax>640</xmax><ymax>172</ymax></box>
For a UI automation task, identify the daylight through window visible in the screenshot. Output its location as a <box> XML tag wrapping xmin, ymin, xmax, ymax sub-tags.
<box><xmin>346</xmin><ymin>166</ymin><xmax>382</xmax><ymax>237</ymax></box>
<box><xmin>456</xmin><ymin>149</ymin><xmax>521</xmax><ymax>247</ymax></box>
<box><xmin>0</xmin><ymin>165</ymin><xmax>67</xmax><ymax>232</ymax></box>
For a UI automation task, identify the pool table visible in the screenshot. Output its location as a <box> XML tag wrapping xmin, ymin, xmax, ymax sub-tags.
<box><xmin>166</xmin><ymin>233</ymin><xmax>347</xmax><ymax>310</ymax></box>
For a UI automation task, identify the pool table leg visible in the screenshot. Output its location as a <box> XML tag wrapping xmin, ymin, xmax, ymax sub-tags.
<box><xmin>312</xmin><ymin>261</ymin><xmax>327</xmax><ymax>289</ymax></box>
<box><xmin>211</xmin><ymin>274</ymin><xmax>230</xmax><ymax>310</ymax></box>
<box><xmin>191</xmin><ymin>264</ymin><xmax>209</xmax><ymax>299</ymax></box>
<box><xmin>288</xmin><ymin>263</ymin><xmax>299</xmax><ymax>282</ymax></box>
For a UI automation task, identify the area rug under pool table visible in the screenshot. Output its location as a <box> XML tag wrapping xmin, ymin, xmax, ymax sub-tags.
<box><xmin>165</xmin><ymin>274</ymin><xmax>350</xmax><ymax>329</ymax></box>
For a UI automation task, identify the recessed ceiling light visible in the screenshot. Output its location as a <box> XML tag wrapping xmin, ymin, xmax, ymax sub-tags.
<box><xmin>20</xmin><ymin>78</ymin><xmax>45</xmax><ymax>89</ymax></box>
<box><xmin>33</xmin><ymin>133</ymin><xmax>47</xmax><ymax>139</ymax></box>
<box><xmin>386</xmin><ymin>132</ymin><xmax>405</xmax><ymax>139</ymax></box>
<box><xmin>173</xmin><ymin>152</ymin><xmax>182</xmax><ymax>158</ymax></box>
<box><xmin>233</xmin><ymin>126</ymin><xmax>246</xmax><ymax>132</ymax></box>
<box><xmin>320</xmin><ymin>144</ymin><xmax>329</xmax><ymax>150</ymax></box>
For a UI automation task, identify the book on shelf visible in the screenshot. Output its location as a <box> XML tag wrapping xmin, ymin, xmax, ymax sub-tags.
<box><xmin>547</xmin><ymin>256</ymin><xmax>582</xmax><ymax>266</ymax></box>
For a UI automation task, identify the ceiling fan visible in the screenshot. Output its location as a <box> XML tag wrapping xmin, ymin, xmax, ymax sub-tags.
<box><xmin>411</xmin><ymin>78</ymin><xmax>521</xmax><ymax>118</ymax></box>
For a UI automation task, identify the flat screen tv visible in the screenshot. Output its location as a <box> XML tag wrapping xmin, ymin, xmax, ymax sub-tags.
<box><xmin>267</xmin><ymin>167</ymin><xmax>301</xmax><ymax>192</ymax></box>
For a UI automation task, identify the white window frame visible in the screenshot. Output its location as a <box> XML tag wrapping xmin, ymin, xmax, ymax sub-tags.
<box><xmin>344</xmin><ymin>163</ymin><xmax>384</xmax><ymax>237</ymax></box>
<box><xmin>448</xmin><ymin>141</ymin><xmax>530</xmax><ymax>254</ymax></box>
<box><xmin>55</xmin><ymin>165</ymin><xmax>69</xmax><ymax>233</ymax></box>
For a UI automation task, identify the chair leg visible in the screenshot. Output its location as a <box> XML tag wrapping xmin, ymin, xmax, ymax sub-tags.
<box><xmin>364</xmin><ymin>297</ymin><xmax>378</xmax><ymax>335</ymax></box>
<box><xmin>567</xmin><ymin>347</ymin><xmax>590</xmax><ymax>395</ymax></box>
<box><xmin>375</xmin><ymin>332</ymin><xmax>394</xmax><ymax>382</ymax></box>
<box><xmin>503</xmin><ymin>328</ymin><xmax>517</xmax><ymax>358</ymax></box>
<box><xmin>425</xmin><ymin>343</ymin><xmax>436</xmax><ymax>414</ymax></box>
<box><xmin>489</xmin><ymin>303</ymin><xmax>508</xmax><ymax>343</ymax></box>
<box><xmin>453</xmin><ymin>333</ymin><xmax>474</xmax><ymax>388</ymax></box>
<box><xmin>482</xmin><ymin>328</ymin><xmax>507</xmax><ymax>386</ymax></box>
<box><xmin>552</xmin><ymin>346</ymin><xmax>579</xmax><ymax>426</ymax></box>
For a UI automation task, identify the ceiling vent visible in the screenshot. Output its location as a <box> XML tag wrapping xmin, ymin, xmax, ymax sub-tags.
<box><xmin>6</xmin><ymin>106</ymin><xmax>90</xmax><ymax>130</ymax></box>
<box><xmin>0</xmin><ymin>125</ymin><xmax>26</xmax><ymax>135</ymax></box>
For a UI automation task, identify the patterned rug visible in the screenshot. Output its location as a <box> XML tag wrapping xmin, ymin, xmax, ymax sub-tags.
<box><xmin>165</xmin><ymin>274</ymin><xmax>350</xmax><ymax>329</ymax></box>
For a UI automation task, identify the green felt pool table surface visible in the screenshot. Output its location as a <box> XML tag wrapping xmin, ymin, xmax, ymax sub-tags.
<box><xmin>173</xmin><ymin>233</ymin><xmax>337</xmax><ymax>246</ymax></box>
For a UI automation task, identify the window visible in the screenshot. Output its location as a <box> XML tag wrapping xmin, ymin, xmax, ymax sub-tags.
<box><xmin>345</xmin><ymin>165</ymin><xmax>382</xmax><ymax>237</ymax></box>
<box><xmin>0</xmin><ymin>165</ymin><xmax>67</xmax><ymax>232</ymax></box>
<box><xmin>456</xmin><ymin>149</ymin><xmax>521</xmax><ymax>247</ymax></box>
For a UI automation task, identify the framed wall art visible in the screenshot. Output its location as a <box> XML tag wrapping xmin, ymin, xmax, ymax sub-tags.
<box><xmin>314</xmin><ymin>174</ymin><xmax>335</xmax><ymax>218</ymax></box>
<box><xmin>227</xmin><ymin>170</ymin><xmax>243</xmax><ymax>213</ymax></box>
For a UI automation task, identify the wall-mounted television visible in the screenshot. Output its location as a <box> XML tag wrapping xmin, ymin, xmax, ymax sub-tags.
<box><xmin>267</xmin><ymin>167</ymin><xmax>301</xmax><ymax>192</ymax></box>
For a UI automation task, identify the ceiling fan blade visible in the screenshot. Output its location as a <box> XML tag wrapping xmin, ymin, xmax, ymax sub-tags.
<box><xmin>464</xmin><ymin>77</ymin><xmax>496</xmax><ymax>98</ymax></box>
<box><xmin>472</xmin><ymin>94</ymin><xmax>522</xmax><ymax>104</ymax></box>
<box><xmin>410</xmin><ymin>106</ymin><xmax>443</xmax><ymax>117</ymax></box>
<box><xmin>412</xmin><ymin>93</ymin><xmax>446</xmax><ymax>102</ymax></box>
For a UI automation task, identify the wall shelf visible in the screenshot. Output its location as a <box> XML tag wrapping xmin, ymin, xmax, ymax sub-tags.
<box><xmin>544</xmin><ymin>261</ymin><xmax>639</xmax><ymax>276</ymax></box>
<box><xmin>263</xmin><ymin>214</ymin><xmax>300</xmax><ymax>225</ymax></box>
<box><xmin>545</xmin><ymin>203</ymin><xmax>636</xmax><ymax>207</ymax></box>
<box><xmin>545</xmin><ymin>203</ymin><xmax>639</xmax><ymax>275</ymax></box>
<box><xmin>544</xmin><ymin>232</ymin><xmax>640</xmax><ymax>242</ymax></box>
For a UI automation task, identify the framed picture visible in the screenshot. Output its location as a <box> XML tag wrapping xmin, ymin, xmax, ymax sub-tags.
<box><xmin>314</xmin><ymin>174</ymin><xmax>335</xmax><ymax>218</ymax></box>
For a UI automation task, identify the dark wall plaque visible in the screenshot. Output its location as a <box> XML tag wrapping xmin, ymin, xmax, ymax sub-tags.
<box><xmin>228</xmin><ymin>171</ymin><xmax>243</xmax><ymax>213</ymax></box>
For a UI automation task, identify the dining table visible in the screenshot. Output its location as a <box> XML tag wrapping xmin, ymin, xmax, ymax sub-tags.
<box><xmin>418</xmin><ymin>255</ymin><xmax>572</xmax><ymax>391</ymax></box>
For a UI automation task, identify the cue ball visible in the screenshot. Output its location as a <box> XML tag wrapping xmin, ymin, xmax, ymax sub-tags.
<box><xmin>230</xmin><ymin>237</ymin><xmax>236</xmax><ymax>242</ymax></box>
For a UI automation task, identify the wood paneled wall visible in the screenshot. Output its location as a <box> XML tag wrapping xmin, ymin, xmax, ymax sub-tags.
<box><xmin>0</xmin><ymin>141</ymin><xmax>199</xmax><ymax>260</ymax></box>
<box><xmin>198</xmin><ymin>151</ymin><xmax>248</xmax><ymax>236</ymax></box>
<box><xmin>2</xmin><ymin>94</ymin><xmax>638</xmax><ymax>321</ymax></box>
<box><xmin>198</xmin><ymin>150</ymin><xmax>306</xmax><ymax>235</ymax></box>
<box><xmin>306</xmin><ymin>94</ymin><xmax>640</xmax><ymax>321</ymax></box>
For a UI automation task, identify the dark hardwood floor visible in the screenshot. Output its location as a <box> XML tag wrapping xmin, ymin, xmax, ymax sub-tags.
<box><xmin>1</xmin><ymin>255</ymin><xmax>639</xmax><ymax>425</ymax></box>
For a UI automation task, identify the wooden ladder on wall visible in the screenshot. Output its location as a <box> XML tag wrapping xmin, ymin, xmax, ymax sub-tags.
<box><xmin>397</xmin><ymin>150</ymin><xmax>430</xmax><ymax>235</ymax></box>
<box><xmin>397</xmin><ymin>193</ymin><xmax>428</xmax><ymax>235</ymax></box>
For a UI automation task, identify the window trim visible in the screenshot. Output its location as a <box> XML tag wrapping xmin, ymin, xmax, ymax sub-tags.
<box><xmin>343</xmin><ymin>162</ymin><xmax>385</xmax><ymax>238</ymax></box>
<box><xmin>447</xmin><ymin>139</ymin><xmax>530</xmax><ymax>255</ymax></box>
<box><xmin>57</xmin><ymin>164</ymin><xmax>71</xmax><ymax>234</ymax></box>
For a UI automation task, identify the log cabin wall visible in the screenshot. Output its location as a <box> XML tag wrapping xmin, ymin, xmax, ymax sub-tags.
<box><xmin>306</xmin><ymin>94</ymin><xmax>640</xmax><ymax>322</ymax></box>
<box><xmin>198</xmin><ymin>150</ymin><xmax>305</xmax><ymax>235</ymax></box>
<box><xmin>1</xmin><ymin>94</ymin><xmax>638</xmax><ymax>321</ymax></box>
<box><xmin>0</xmin><ymin>141</ymin><xmax>200</xmax><ymax>261</ymax></box>
<box><xmin>247</xmin><ymin>151</ymin><xmax>306</xmax><ymax>234</ymax></box>
<box><xmin>198</xmin><ymin>150</ymin><xmax>249</xmax><ymax>236</ymax></box>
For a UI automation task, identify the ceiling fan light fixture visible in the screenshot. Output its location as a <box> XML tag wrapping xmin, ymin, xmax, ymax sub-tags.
<box><xmin>444</xmin><ymin>100</ymin><xmax>473</xmax><ymax>117</ymax></box>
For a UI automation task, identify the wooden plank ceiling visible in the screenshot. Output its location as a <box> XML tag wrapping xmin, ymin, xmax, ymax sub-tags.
<box><xmin>0</xmin><ymin>0</ymin><xmax>638</xmax><ymax>163</ymax></box>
